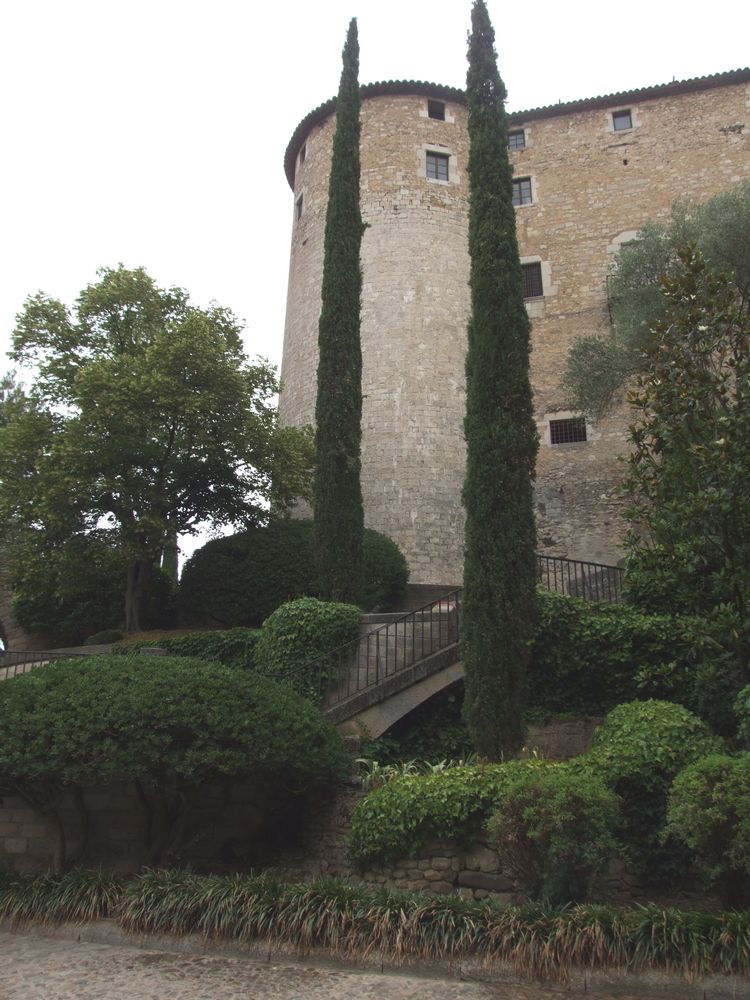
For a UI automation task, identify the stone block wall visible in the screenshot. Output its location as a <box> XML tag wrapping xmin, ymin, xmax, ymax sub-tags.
<box><xmin>279</xmin><ymin>74</ymin><xmax>750</xmax><ymax>583</ymax></box>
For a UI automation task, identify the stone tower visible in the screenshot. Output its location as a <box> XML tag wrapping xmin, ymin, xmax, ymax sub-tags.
<box><xmin>279</xmin><ymin>72</ymin><xmax>750</xmax><ymax>589</ymax></box>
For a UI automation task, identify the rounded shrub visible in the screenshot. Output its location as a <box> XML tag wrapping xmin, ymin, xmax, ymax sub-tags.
<box><xmin>485</xmin><ymin>762</ymin><xmax>619</xmax><ymax>904</ymax></box>
<box><xmin>178</xmin><ymin>519</ymin><xmax>408</xmax><ymax>627</ymax></box>
<box><xmin>0</xmin><ymin>655</ymin><xmax>350</xmax><ymax>868</ymax></box>
<box><xmin>585</xmin><ymin>700</ymin><xmax>724</xmax><ymax>881</ymax></box>
<box><xmin>84</xmin><ymin>629</ymin><xmax>124</xmax><ymax>645</ymax></box>
<box><xmin>113</xmin><ymin>628</ymin><xmax>260</xmax><ymax>669</ymax></box>
<box><xmin>666</xmin><ymin>753</ymin><xmax>750</xmax><ymax>908</ymax></box>
<box><xmin>348</xmin><ymin>760</ymin><xmax>549</xmax><ymax>866</ymax></box>
<box><xmin>254</xmin><ymin>598</ymin><xmax>360</xmax><ymax>701</ymax></box>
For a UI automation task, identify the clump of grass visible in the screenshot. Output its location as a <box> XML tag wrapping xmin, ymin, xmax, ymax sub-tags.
<box><xmin>0</xmin><ymin>868</ymin><xmax>123</xmax><ymax>926</ymax></box>
<box><xmin>1</xmin><ymin>868</ymin><xmax>749</xmax><ymax>982</ymax></box>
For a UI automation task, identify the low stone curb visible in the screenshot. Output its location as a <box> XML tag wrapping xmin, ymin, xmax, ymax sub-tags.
<box><xmin>2</xmin><ymin>919</ymin><xmax>748</xmax><ymax>999</ymax></box>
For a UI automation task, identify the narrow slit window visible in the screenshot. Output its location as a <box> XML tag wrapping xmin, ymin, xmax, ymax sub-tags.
<box><xmin>512</xmin><ymin>177</ymin><xmax>533</xmax><ymax>206</ymax></box>
<box><xmin>522</xmin><ymin>262</ymin><xmax>543</xmax><ymax>298</ymax></box>
<box><xmin>550</xmin><ymin>418</ymin><xmax>587</xmax><ymax>444</ymax></box>
<box><xmin>295</xmin><ymin>194</ymin><xmax>303</xmax><ymax>221</ymax></box>
<box><xmin>299</xmin><ymin>143</ymin><xmax>306</xmax><ymax>165</ymax></box>
<box><xmin>508</xmin><ymin>129</ymin><xmax>525</xmax><ymax>150</ymax></box>
<box><xmin>426</xmin><ymin>151</ymin><xmax>449</xmax><ymax>181</ymax></box>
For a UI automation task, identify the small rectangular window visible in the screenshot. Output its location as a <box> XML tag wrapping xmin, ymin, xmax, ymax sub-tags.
<box><xmin>295</xmin><ymin>194</ymin><xmax>303</xmax><ymax>221</ymax></box>
<box><xmin>522</xmin><ymin>262</ymin><xmax>543</xmax><ymax>298</ymax></box>
<box><xmin>508</xmin><ymin>129</ymin><xmax>525</xmax><ymax>150</ymax></box>
<box><xmin>612</xmin><ymin>109</ymin><xmax>632</xmax><ymax>131</ymax></box>
<box><xmin>427</xmin><ymin>99</ymin><xmax>446</xmax><ymax>121</ymax></box>
<box><xmin>426</xmin><ymin>151</ymin><xmax>449</xmax><ymax>181</ymax></box>
<box><xmin>512</xmin><ymin>177</ymin><xmax>532</xmax><ymax>206</ymax></box>
<box><xmin>550</xmin><ymin>417</ymin><xmax>587</xmax><ymax>444</ymax></box>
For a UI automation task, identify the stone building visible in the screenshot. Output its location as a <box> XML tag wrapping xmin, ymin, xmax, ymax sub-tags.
<box><xmin>278</xmin><ymin>69</ymin><xmax>750</xmax><ymax>590</ymax></box>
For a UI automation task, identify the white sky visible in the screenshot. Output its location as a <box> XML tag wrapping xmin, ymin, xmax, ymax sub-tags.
<box><xmin>1</xmin><ymin>0</ymin><xmax>747</xmax><ymax>380</ymax></box>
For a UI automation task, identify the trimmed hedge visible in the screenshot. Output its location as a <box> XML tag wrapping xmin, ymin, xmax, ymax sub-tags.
<box><xmin>348</xmin><ymin>760</ymin><xmax>550</xmax><ymax>866</ymax></box>
<box><xmin>113</xmin><ymin>628</ymin><xmax>260</xmax><ymax>669</ymax></box>
<box><xmin>255</xmin><ymin>598</ymin><xmax>360</xmax><ymax>700</ymax></box>
<box><xmin>178</xmin><ymin>519</ymin><xmax>408</xmax><ymax>627</ymax></box>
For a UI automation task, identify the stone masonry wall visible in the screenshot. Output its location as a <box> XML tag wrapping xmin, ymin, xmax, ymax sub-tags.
<box><xmin>279</xmin><ymin>78</ymin><xmax>750</xmax><ymax>582</ymax></box>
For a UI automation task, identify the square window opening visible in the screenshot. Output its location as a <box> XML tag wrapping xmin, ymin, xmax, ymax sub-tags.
<box><xmin>512</xmin><ymin>177</ymin><xmax>532</xmax><ymax>206</ymax></box>
<box><xmin>522</xmin><ymin>262</ymin><xmax>543</xmax><ymax>299</ymax></box>
<box><xmin>427</xmin><ymin>99</ymin><xmax>446</xmax><ymax>121</ymax></box>
<box><xmin>295</xmin><ymin>194</ymin><xmax>303</xmax><ymax>221</ymax></box>
<box><xmin>426</xmin><ymin>151</ymin><xmax>449</xmax><ymax>181</ymax></box>
<box><xmin>508</xmin><ymin>129</ymin><xmax>525</xmax><ymax>150</ymax></box>
<box><xmin>613</xmin><ymin>109</ymin><xmax>632</xmax><ymax>131</ymax></box>
<box><xmin>550</xmin><ymin>417</ymin><xmax>587</xmax><ymax>445</ymax></box>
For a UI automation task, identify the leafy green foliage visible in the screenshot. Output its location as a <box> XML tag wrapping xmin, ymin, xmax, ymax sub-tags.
<box><xmin>0</xmin><ymin>655</ymin><xmax>348</xmax><ymax>866</ymax></box>
<box><xmin>348</xmin><ymin>760</ymin><xmax>547</xmax><ymax>865</ymax></box>
<box><xmin>2</xmin><ymin>868</ymin><xmax>749</xmax><ymax>980</ymax></box>
<box><xmin>486</xmin><ymin>764</ymin><xmax>619</xmax><ymax>904</ymax></box>
<box><xmin>84</xmin><ymin>629</ymin><xmax>124</xmax><ymax>645</ymax></box>
<box><xmin>363</xmin><ymin>686</ymin><xmax>474</xmax><ymax>764</ymax></box>
<box><xmin>112</xmin><ymin>628</ymin><xmax>260</xmax><ymax>669</ymax></box>
<box><xmin>255</xmin><ymin>597</ymin><xmax>360</xmax><ymax>700</ymax></box>
<box><xmin>585</xmin><ymin>700</ymin><xmax>724</xmax><ymax>881</ymax></box>
<box><xmin>1</xmin><ymin>265</ymin><xmax>313</xmax><ymax>632</ymax></box>
<box><xmin>178</xmin><ymin>520</ymin><xmax>408</xmax><ymax>627</ymax></box>
<box><xmin>314</xmin><ymin>19</ymin><xmax>365</xmax><ymax>603</ymax></box>
<box><xmin>666</xmin><ymin>753</ymin><xmax>750</xmax><ymax>908</ymax></box>
<box><xmin>461</xmin><ymin>0</ymin><xmax>538</xmax><ymax>758</ymax></box>
<box><xmin>564</xmin><ymin>179</ymin><xmax>750</xmax><ymax>417</ymax></box>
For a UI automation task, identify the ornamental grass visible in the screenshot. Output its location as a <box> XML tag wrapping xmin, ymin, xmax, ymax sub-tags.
<box><xmin>0</xmin><ymin>868</ymin><xmax>748</xmax><ymax>981</ymax></box>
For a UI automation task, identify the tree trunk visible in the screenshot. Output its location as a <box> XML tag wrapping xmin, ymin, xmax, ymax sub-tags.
<box><xmin>125</xmin><ymin>559</ymin><xmax>152</xmax><ymax>632</ymax></box>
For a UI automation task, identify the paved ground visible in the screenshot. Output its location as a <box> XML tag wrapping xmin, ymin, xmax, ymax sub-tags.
<box><xmin>0</xmin><ymin>933</ymin><xmax>573</xmax><ymax>1000</ymax></box>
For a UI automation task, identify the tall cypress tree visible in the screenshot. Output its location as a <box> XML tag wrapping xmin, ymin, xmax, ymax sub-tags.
<box><xmin>314</xmin><ymin>18</ymin><xmax>365</xmax><ymax>602</ymax></box>
<box><xmin>461</xmin><ymin>0</ymin><xmax>538</xmax><ymax>758</ymax></box>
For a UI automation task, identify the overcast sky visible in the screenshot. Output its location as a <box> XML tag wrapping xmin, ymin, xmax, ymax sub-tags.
<box><xmin>1</xmin><ymin>0</ymin><xmax>747</xmax><ymax>380</ymax></box>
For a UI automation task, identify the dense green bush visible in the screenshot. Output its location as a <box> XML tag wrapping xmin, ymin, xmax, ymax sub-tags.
<box><xmin>84</xmin><ymin>629</ymin><xmax>124</xmax><ymax>645</ymax></box>
<box><xmin>486</xmin><ymin>763</ymin><xmax>619</xmax><ymax>904</ymax></box>
<box><xmin>113</xmin><ymin>628</ymin><xmax>260</xmax><ymax>669</ymax></box>
<box><xmin>254</xmin><ymin>598</ymin><xmax>360</xmax><ymax>701</ymax></box>
<box><xmin>733</xmin><ymin>683</ymin><xmax>750</xmax><ymax>748</ymax></box>
<box><xmin>348</xmin><ymin>760</ymin><xmax>549</xmax><ymax>866</ymax></box>
<box><xmin>584</xmin><ymin>700</ymin><xmax>724</xmax><ymax>882</ymax></box>
<box><xmin>0</xmin><ymin>655</ymin><xmax>349</xmax><ymax>869</ymax></box>
<box><xmin>178</xmin><ymin>519</ymin><xmax>408</xmax><ymax>627</ymax></box>
<box><xmin>666</xmin><ymin>753</ymin><xmax>750</xmax><ymax>908</ymax></box>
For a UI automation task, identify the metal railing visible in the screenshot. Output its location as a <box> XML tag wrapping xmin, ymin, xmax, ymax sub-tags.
<box><xmin>537</xmin><ymin>554</ymin><xmax>624</xmax><ymax>604</ymax></box>
<box><xmin>0</xmin><ymin>649</ymin><xmax>89</xmax><ymax>681</ymax></box>
<box><xmin>299</xmin><ymin>589</ymin><xmax>463</xmax><ymax>711</ymax></box>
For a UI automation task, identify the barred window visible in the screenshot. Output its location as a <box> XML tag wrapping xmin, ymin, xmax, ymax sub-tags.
<box><xmin>426</xmin><ymin>151</ymin><xmax>449</xmax><ymax>181</ymax></box>
<box><xmin>522</xmin><ymin>262</ymin><xmax>543</xmax><ymax>298</ymax></box>
<box><xmin>512</xmin><ymin>177</ymin><xmax>532</xmax><ymax>206</ymax></box>
<box><xmin>550</xmin><ymin>417</ymin><xmax>587</xmax><ymax>444</ymax></box>
<box><xmin>508</xmin><ymin>129</ymin><xmax>525</xmax><ymax>149</ymax></box>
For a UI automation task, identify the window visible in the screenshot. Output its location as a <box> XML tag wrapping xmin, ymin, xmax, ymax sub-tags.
<box><xmin>299</xmin><ymin>143</ymin><xmax>306</xmax><ymax>165</ymax></box>
<box><xmin>512</xmin><ymin>177</ymin><xmax>532</xmax><ymax>206</ymax></box>
<box><xmin>427</xmin><ymin>99</ymin><xmax>446</xmax><ymax>121</ymax></box>
<box><xmin>612</xmin><ymin>109</ymin><xmax>632</xmax><ymax>131</ymax></box>
<box><xmin>295</xmin><ymin>194</ymin><xmax>303</xmax><ymax>221</ymax></box>
<box><xmin>426</xmin><ymin>151</ymin><xmax>449</xmax><ymax>181</ymax></box>
<box><xmin>550</xmin><ymin>417</ymin><xmax>587</xmax><ymax>444</ymax></box>
<box><xmin>521</xmin><ymin>262</ymin><xmax>543</xmax><ymax>298</ymax></box>
<box><xmin>508</xmin><ymin>129</ymin><xmax>525</xmax><ymax>150</ymax></box>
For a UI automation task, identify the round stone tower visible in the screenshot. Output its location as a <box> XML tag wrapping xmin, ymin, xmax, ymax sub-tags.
<box><xmin>279</xmin><ymin>82</ymin><xmax>470</xmax><ymax>588</ymax></box>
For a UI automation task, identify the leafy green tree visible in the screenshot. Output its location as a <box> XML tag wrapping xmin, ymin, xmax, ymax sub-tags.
<box><xmin>0</xmin><ymin>655</ymin><xmax>349</xmax><ymax>870</ymax></box>
<box><xmin>314</xmin><ymin>18</ymin><xmax>365</xmax><ymax>603</ymax></box>
<box><xmin>0</xmin><ymin>266</ymin><xmax>314</xmax><ymax>633</ymax></box>
<box><xmin>461</xmin><ymin>0</ymin><xmax>538</xmax><ymax>758</ymax></box>
<box><xmin>564</xmin><ymin>179</ymin><xmax>750</xmax><ymax>416</ymax></box>
<box><xmin>621</xmin><ymin>247</ymin><xmax>750</xmax><ymax>685</ymax></box>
